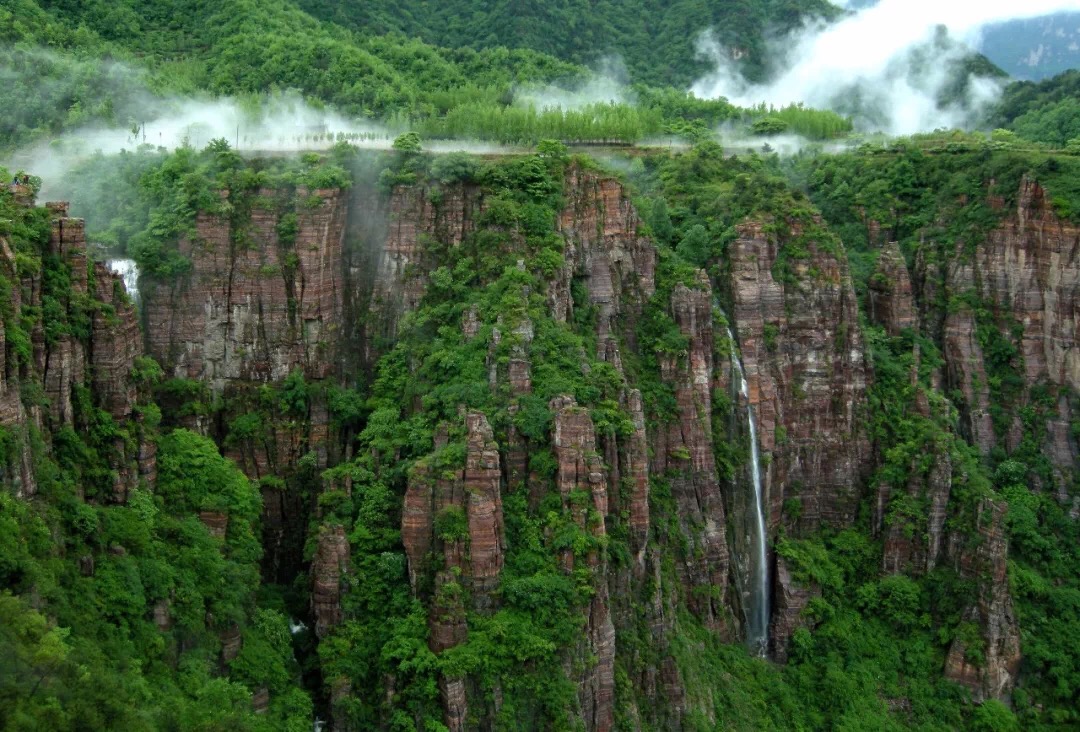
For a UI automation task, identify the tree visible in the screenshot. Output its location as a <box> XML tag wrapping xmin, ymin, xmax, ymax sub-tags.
<box><xmin>675</xmin><ymin>224</ymin><xmax>710</xmax><ymax>266</ymax></box>
<box><xmin>392</xmin><ymin>132</ymin><xmax>422</xmax><ymax>153</ymax></box>
<box><xmin>649</xmin><ymin>198</ymin><xmax>675</xmax><ymax>246</ymax></box>
<box><xmin>750</xmin><ymin>117</ymin><xmax>789</xmax><ymax>136</ymax></box>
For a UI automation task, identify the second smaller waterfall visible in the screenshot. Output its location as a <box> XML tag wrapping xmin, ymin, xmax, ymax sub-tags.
<box><xmin>726</xmin><ymin>325</ymin><xmax>770</xmax><ymax>656</ymax></box>
<box><xmin>106</xmin><ymin>258</ymin><xmax>140</xmax><ymax>307</ymax></box>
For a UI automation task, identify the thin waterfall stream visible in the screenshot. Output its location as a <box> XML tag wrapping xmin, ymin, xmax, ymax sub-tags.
<box><xmin>725</xmin><ymin>323</ymin><xmax>770</xmax><ymax>656</ymax></box>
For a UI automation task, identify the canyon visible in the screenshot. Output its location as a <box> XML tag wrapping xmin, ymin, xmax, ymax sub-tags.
<box><xmin>2</xmin><ymin>150</ymin><xmax>1077</xmax><ymax>729</ymax></box>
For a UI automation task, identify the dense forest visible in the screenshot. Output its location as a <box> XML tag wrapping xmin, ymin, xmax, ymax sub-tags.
<box><xmin>3</xmin><ymin>1</ymin><xmax>1080</xmax><ymax>731</ymax></box>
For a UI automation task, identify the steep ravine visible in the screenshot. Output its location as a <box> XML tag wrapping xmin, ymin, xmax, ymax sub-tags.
<box><xmin>8</xmin><ymin>152</ymin><xmax>1077</xmax><ymax>729</ymax></box>
<box><xmin>137</xmin><ymin>157</ymin><xmax>1037</xmax><ymax>727</ymax></box>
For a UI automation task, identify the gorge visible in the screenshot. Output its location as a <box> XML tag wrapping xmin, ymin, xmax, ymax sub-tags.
<box><xmin>1</xmin><ymin>136</ymin><xmax>1079</xmax><ymax>729</ymax></box>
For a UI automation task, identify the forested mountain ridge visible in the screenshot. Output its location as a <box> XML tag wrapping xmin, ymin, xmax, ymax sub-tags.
<box><xmin>3</xmin><ymin>0</ymin><xmax>1080</xmax><ymax>730</ymax></box>
<box><xmin>294</xmin><ymin>0</ymin><xmax>840</xmax><ymax>86</ymax></box>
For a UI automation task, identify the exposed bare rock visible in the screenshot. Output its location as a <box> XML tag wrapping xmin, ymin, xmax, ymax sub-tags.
<box><xmin>91</xmin><ymin>261</ymin><xmax>139</xmax><ymax>421</ymax></box>
<box><xmin>727</xmin><ymin>219</ymin><xmax>872</xmax><ymax>535</ymax></box>
<box><xmin>551</xmin><ymin>396</ymin><xmax>615</xmax><ymax>732</ymax></box>
<box><xmin>440</xmin><ymin>676</ymin><xmax>469</xmax><ymax>732</ymax></box>
<box><xmin>220</xmin><ymin>623</ymin><xmax>242</xmax><ymax>663</ymax></box>
<box><xmin>650</xmin><ymin>273</ymin><xmax>730</xmax><ymax>633</ymax></box>
<box><xmin>143</xmin><ymin>188</ymin><xmax>345</xmax><ymax>390</ymax></box>
<box><xmin>554</xmin><ymin>167</ymin><xmax>656</xmax><ymax>362</ymax></box>
<box><xmin>251</xmin><ymin>687</ymin><xmax>270</xmax><ymax>715</ymax></box>
<box><xmin>401</xmin><ymin>411</ymin><xmax>507</xmax><ymax>730</ymax></box>
<box><xmin>366</xmin><ymin>183</ymin><xmax>482</xmax><ymax>353</ymax></box>
<box><xmin>880</xmin><ymin>431</ymin><xmax>952</xmax><ymax>575</ymax></box>
<box><xmin>943</xmin><ymin>500</ymin><xmax>1021</xmax><ymax>702</ymax></box>
<box><xmin>867</xmin><ymin>241</ymin><xmax>916</xmax><ymax>336</ymax></box>
<box><xmin>402</xmin><ymin>463</ymin><xmax>436</xmax><ymax>592</ymax></box>
<box><xmin>972</xmin><ymin>177</ymin><xmax>1080</xmax><ymax>391</ymax></box>
<box><xmin>942</xmin><ymin>290</ymin><xmax>1000</xmax><ymax>456</ymax></box>
<box><xmin>622</xmin><ymin>388</ymin><xmax>650</xmax><ymax>562</ymax></box>
<box><xmin>768</xmin><ymin>557</ymin><xmax>820</xmax><ymax>663</ymax></box>
<box><xmin>464</xmin><ymin>411</ymin><xmax>505</xmax><ymax>601</ymax></box>
<box><xmin>198</xmin><ymin>510</ymin><xmax>229</xmax><ymax>540</ymax></box>
<box><xmin>153</xmin><ymin>600</ymin><xmax>172</xmax><ymax>631</ymax></box>
<box><xmin>937</xmin><ymin>176</ymin><xmax>1080</xmax><ymax>484</ymax></box>
<box><xmin>311</xmin><ymin>525</ymin><xmax>350</xmax><ymax>638</ymax></box>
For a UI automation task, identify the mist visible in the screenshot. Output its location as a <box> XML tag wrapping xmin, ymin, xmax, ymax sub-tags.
<box><xmin>5</xmin><ymin>92</ymin><xmax>388</xmax><ymax>194</ymax></box>
<box><xmin>514</xmin><ymin>57</ymin><xmax>632</xmax><ymax>111</ymax></box>
<box><xmin>693</xmin><ymin>0</ymin><xmax>1080</xmax><ymax>135</ymax></box>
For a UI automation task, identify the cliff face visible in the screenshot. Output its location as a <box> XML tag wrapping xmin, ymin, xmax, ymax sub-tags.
<box><xmin>144</xmin><ymin>187</ymin><xmax>346</xmax><ymax>388</ymax></box>
<box><xmin>0</xmin><ymin>200</ymin><xmax>153</xmax><ymax>501</ymax></box>
<box><xmin>874</xmin><ymin>175</ymin><xmax>1080</xmax><ymax>702</ymax></box>
<box><xmin>128</xmin><ymin>160</ymin><xmax>1067</xmax><ymax>726</ymax></box>
<box><xmin>946</xmin><ymin>178</ymin><xmax>1080</xmax><ymax>495</ymax></box>
<box><xmin>727</xmin><ymin>220</ymin><xmax>872</xmax><ymax>537</ymax></box>
<box><xmin>142</xmin><ymin>187</ymin><xmax>346</xmax><ymax>579</ymax></box>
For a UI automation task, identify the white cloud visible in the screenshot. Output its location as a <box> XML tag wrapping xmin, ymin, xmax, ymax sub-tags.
<box><xmin>693</xmin><ymin>0</ymin><xmax>1080</xmax><ymax>135</ymax></box>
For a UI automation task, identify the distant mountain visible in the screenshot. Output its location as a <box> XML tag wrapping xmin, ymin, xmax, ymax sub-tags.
<box><xmin>978</xmin><ymin>12</ymin><xmax>1080</xmax><ymax>80</ymax></box>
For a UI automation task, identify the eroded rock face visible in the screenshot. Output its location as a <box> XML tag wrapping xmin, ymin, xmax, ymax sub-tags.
<box><xmin>551</xmin><ymin>396</ymin><xmax>615</xmax><ymax>732</ymax></box>
<box><xmin>0</xmin><ymin>202</ymin><xmax>152</xmax><ymax>500</ymax></box>
<box><xmin>400</xmin><ymin>411</ymin><xmax>507</xmax><ymax>731</ymax></box>
<box><xmin>141</xmin><ymin>188</ymin><xmax>346</xmax><ymax>577</ymax></box>
<box><xmin>938</xmin><ymin>177</ymin><xmax>1080</xmax><ymax>491</ymax></box>
<box><xmin>727</xmin><ymin>220</ymin><xmax>872</xmax><ymax>534</ymax></box>
<box><xmin>943</xmin><ymin>500</ymin><xmax>1021</xmax><ymax>702</ymax></box>
<box><xmin>144</xmin><ymin>188</ymin><xmax>345</xmax><ymax>389</ymax></box>
<box><xmin>724</xmin><ymin>219</ymin><xmax>872</xmax><ymax>658</ymax></box>
<box><xmin>464</xmin><ymin>411</ymin><xmax>506</xmax><ymax>600</ymax></box>
<box><xmin>768</xmin><ymin>558</ymin><xmax>820</xmax><ymax>663</ymax></box>
<box><xmin>650</xmin><ymin>274</ymin><xmax>731</xmax><ymax>633</ymax></box>
<box><xmin>554</xmin><ymin>167</ymin><xmax>657</xmax><ymax>362</ymax></box>
<box><xmin>876</xmin><ymin>386</ymin><xmax>954</xmax><ymax>577</ymax></box>
<box><xmin>363</xmin><ymin>182</ymin><xmax>483</xmax><ymax>357</ymax></box>
<box><xmin>975</xmin><ymin>177</ymin><xmax>1080</xmax><ymax>392</ymax></box>
<box><xmin>867</xmin><ymin>241</ymin><xmax>916</xmax><ymax>336</ymax></box>
<box><xmin>311</xmin><ymin>525</ymin><xmax>350</xmax><ymax>638</ymax></box>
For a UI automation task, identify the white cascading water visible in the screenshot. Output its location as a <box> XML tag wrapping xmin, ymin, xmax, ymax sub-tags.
<box><xmin>726</xmin><ymin>325</ymin><xmax>770</xmax><ymax>656</ymax></box>
<box><xmin>106</xmin><ymin>258</ymin><xmax>140</xmax><ymax>306</ymax></box>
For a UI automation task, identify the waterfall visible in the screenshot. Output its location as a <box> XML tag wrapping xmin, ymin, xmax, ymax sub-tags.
<box><xmin>106</xmin><ymin>258</ymin><xmax>139</xmax><ymax>307</ymax></box>
<box><xmin>726</xmin><ymin>324</ymin><xmax>770</xmax><ymax>657</ymax></box>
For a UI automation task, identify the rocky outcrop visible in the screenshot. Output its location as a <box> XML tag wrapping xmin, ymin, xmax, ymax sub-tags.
<box><xmin>623</xmin><ymin>388</ymin><xmax>651</xmax><ymax>561</ymax></box>
<box><xmin>911</xmin><ymin>176</ymin><xmax>1080</xmax><ymax>482</ymax></box>
<box><xmin>551</xmin><ymin>396</ymin><xmax>615</xmax><ymax>732</ymax></box>
<box><xmin>937</xmin><ymin>177</ymin><xmax>1080</xmax><ymax>489</ymax></box>
<box><xmin>363</xmin><ymin>182</ymin><xmax>483</xmax><ymax>357</ymax></box>
<box><xmin>649</xmin><ymin>274</ymin><xmax>731</xmax><ymax>632</ymax></box>
<box><xmin>768</xmin><ymin>557</ymin><xmax>820</xmax><ymax>663</ymax></box>
<box><xmin>401</xmin><ymin>411</ymin><xmax>507</xmax><ymax>731</ymax></box>
<box><xmin>554</xmin><ymin>166</ymin><xmax>656</xmax><ymax>363</ymax></box>
<box><xmin>942</xmin><ymin>304</ymin><xmax>997</xmax><ymax>454</ymax></box>
<box><xmin>879</xmin><ymin>428</ymin><xmax>953</xmax><ymax>575</ymax></box>
<box><xmin>0</xmin><ymin>201</ymin><xmax>152</xmax><ymax>500</ymax></box>
<box><xmin>727</xmin><ymin>219</ymin><xmax>872</xmax><ymax>534</ymax></box>
<box><xmin>867</xmin><ymin>241</ymin><xmax>916</xmax><ymax>336</ymax></box>
<box><xmin>464</xmin><ymin>411</ymin><xmax>505</xmax><ymax>602</ymax></box>
<box><xmin>311</xmin><ymin>525</ymin><xmax>350</xmax><ymax>638</ymax></box>
<box><xmin>943</xmin><ymin>500</ymin><xmax>1021</xmax><ymax>702</ymax></box>
<box><xmin>141</xmin><ymin>187</ymin><xmax>346</xmax><ymax>577</ymax></box>
<box><xmin>725</xmin><ymin>219</ymin><xmax>871</xmax><ymax>657</ymax></box>
<box><xmin>143</xmin><ymin>188</ymin><xmax>346</xmax><ymax>389</ymax></box>
<box><xmin>973</xmin><ymin>177</ymin><xmax>1080</xmax><ymax>392</ymax></box>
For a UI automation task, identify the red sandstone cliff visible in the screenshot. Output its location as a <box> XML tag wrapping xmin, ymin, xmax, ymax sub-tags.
<box><xmin>0</xmin><ymin>200</ymin><xmax>153</xmax><ymax>500</ymax></box>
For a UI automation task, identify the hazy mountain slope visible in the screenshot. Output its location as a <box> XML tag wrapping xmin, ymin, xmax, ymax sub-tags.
<box><xmin>979</xmin><ymin>12</ymin><xmax>1080</xmax><ymax>81</ymax></box>
<box><xmin>294</xmin><ymin>0</ymin><xmax>841</xmax><ymax>86</ymax></box>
